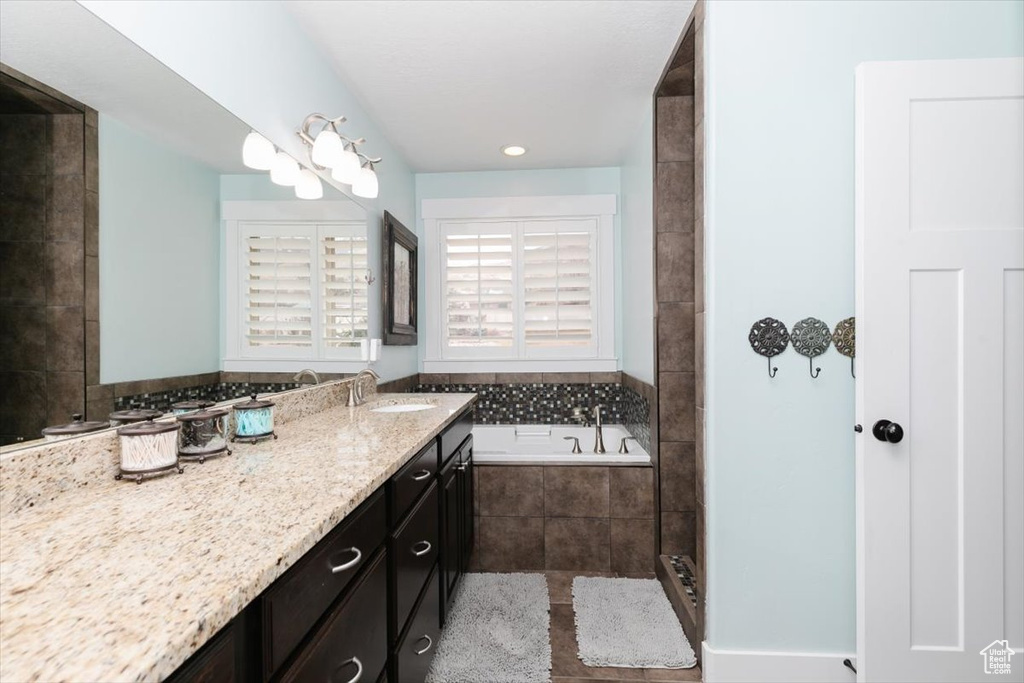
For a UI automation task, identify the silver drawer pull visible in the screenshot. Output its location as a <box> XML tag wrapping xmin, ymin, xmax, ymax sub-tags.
<box><xmin>329</xmin><ymin>547</ymin><xmax>362</xmax><ymax>574</ymax></box>
<box><xmin>330</xmin><ymin>656</ymin><xmax>362</xmax><ymax>683</ymax></box>
<box><xmin>413</xmin><ymin>634</ymin><xmax>433</xmax><ymax>656</ymax></box>
<box><xmin>411</xmin><ymin>470</ymin><xmax>432</xmax><ymax>481</ymax></box>
<box><xmin>411</xmin><ymin>540</ymin><xmax>432</xmax><ymax>557</ymax></box>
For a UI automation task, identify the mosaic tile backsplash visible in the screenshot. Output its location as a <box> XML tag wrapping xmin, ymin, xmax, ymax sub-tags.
<box><xmin>414</xmin><ymin>382</ymin><xmax>650</xmax><ymax>451</ymax></box>
<box><xmin>114</xmin><ymin>382</ymin><xmax>300</xmax><ymax>413</ymax></box>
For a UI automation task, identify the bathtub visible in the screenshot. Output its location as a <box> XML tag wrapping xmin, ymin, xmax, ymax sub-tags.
<box><xmin>471</xmin><ymin>424</ymin><xmax>650</xmax><ymax>465</ymax></box>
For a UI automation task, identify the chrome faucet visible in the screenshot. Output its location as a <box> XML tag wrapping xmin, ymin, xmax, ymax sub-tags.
<box><xmin>348</xmin><ymin>368</ymin><xmax>381</xmax><ymax>407</ymax></box>
<box><xmin>293</xmin><ymin>369</ymin><xmax>321</xmax><ymax>385</ymax></box>
<box><xmin>592</xmin><ymin>404</ymin><xmax>606</xmax><ymax>454</ymax></box>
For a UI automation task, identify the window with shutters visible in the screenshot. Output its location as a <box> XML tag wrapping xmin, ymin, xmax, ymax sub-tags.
<box><xmin>423</xmin><ymin>195</ymin><xmax>616</xmax><ymax>371</ymax></box>
<box><xmin>224</xmin><ymin>202</ymin><xmax>369</xmax><ymax>365</ymax></box>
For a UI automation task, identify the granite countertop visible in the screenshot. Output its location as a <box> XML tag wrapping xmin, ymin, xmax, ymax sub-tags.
<box><xmin>0</xmin><ymin>392</ymin><xmax>475</xmax><ymax>683</ymax></box>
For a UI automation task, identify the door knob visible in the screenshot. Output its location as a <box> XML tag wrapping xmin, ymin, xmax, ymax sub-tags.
<box><xmin>872</xmin><ymin>419</ymin><xmax>904</xmax><ymax>444</ymax></box>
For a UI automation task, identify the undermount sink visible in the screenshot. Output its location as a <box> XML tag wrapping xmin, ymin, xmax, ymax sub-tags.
<box><xmin>370</xmin><ymin>403</ymin><xmax>436</xmax><ymax>413</ymax></box>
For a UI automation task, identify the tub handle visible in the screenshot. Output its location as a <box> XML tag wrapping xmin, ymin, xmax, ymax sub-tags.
<box><xmin>619</xmin><ymin>436</ymin><xmax>637</xmax><ymax>454</ymax></box>
<box><xmin>563</xmin><ymin>436</ymin><xmax>583</xmax><ymax>454</ymax></box>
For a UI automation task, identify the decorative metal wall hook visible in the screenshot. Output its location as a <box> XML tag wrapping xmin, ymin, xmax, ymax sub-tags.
<box><xmin>791</xmin><ymin>317</ymin><xmax>831</xmax><ymax>379</ymax></box>
<box><xmin>832</xmin><ymin>316</ymin><xmax>856</xmax><ymax>378</ymax></box>
<box><xmin>749</xmin><ymin>317</ymin><xmax>790</xmax><ymax>378</ymax></box>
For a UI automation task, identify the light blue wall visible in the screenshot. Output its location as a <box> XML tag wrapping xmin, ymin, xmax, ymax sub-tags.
<box><xmin>81</xmin><ymin>0</ymin><xmax>418</xmax><ymax>382</ymax></box>
<box><xmin>414</xmin><ymin>167</ymin><xmax>623</xmax><ymax>369</ymax></box>
<box><xmin>704</xmin><ymin>0</ymin><xmax>1024</xmax><ymax>654</ymax></box>
<box><xmin>620</xmin><ymin>103</ymin><xmax>655</xmax><ymax>385</ymax></box>
<box><xmin>99</xmin><ymin>114</ymin><xmax>220</xmax><ymax>383</ymax></box>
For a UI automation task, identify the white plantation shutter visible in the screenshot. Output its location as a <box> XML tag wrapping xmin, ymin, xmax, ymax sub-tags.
<box><xmin>443</xmin><ymin>224</ymin><xmax>515</xmax><ymax>352</ymax></box>
<box><xmin>522</xmin><ymin>220</ymin><xmax>595</xmax><ymax>351</ymax></box>
<box><xmin>322</xmin><ymin>228</ymin><xmax>369</xmax><ymax>348</ymax></box>
<box><xmin>243</xmin><ymin>230</ymin><xmax>314</xmax><ymax>348</ymax></box>
<box><xmin>237</xmin><ymin>221</ymin><xmax>368</xmax><ymax>359</ymax></box>
<box><xmin>437</xmin><ymin>218</ymin><xmax>600</xmax><ymax>359</ymax></box>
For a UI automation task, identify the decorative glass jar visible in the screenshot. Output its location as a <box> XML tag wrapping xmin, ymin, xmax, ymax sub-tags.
<box><xmin>116</xmin><ymin>419</ymin><xmax>182</xmax><ymax>484</ymax></box>
<box><xmin>41</xmin><ymin>414</ymin><xmax>109</xmax><ymax>441</ymax></box>
<box><xmin>177</xmin><ymin>408</ymin><xmax>231</xmax><ymax>463</ymax></box>
<box><xmin>231</xmin><ymin>394</ymin><xmax>277</xmax><ymax>443</ymax></box>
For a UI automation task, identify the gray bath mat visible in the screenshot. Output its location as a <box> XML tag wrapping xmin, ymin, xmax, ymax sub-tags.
<box><xmin>572</xmin><ymin>576</ymin><xmax>696</xmax><ymax>669</ymax></box>
<box><xmin>426</xmin><ymin>572</ymin><xmax>551</xmax><ymax>683</ymax></box>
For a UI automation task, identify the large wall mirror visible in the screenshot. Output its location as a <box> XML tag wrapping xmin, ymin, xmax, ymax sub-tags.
<box><xmin>0</xmin><ymin>2</ymin><xmax>369</xmax><ymax>449</ymax></box>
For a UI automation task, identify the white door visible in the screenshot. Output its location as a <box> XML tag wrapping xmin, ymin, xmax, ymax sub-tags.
<box><xmin>856</xmin><ymin>57</ymin><xmax>1024</xmax><ymax>682</ymax></box>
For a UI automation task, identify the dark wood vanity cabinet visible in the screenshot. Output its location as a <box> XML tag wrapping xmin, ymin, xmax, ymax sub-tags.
<box><xmin>167</xmin><ymin>409</ymin><xmax>473</xmax><ymax>683</ymax></box>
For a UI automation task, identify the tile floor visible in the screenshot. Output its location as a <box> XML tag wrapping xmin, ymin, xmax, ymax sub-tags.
<box><xmin>542</xmin><ymin>570</ymin><xmax>702</xmax><ymax>682</ymax></box>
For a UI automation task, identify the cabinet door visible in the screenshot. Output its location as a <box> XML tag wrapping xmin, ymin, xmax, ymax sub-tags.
<box><xmin>440</xmin><ymin>456</ymin><xmax>461</xmax><ymax>610</ymax></box>
<box><xmin>458</xmin><ymin>438</ymin><xmax>475</xmax><ymax>573</ymax></box>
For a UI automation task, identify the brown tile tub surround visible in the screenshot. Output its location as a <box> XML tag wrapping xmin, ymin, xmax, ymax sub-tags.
<box><xmin>471</xmin><ymin>465</ymin><xmax>656</xmax><ymax>573</ymax></box>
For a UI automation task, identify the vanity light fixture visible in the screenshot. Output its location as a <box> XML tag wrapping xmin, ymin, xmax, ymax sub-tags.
<box><xmin>269</xmin><ymin>151</ymin><xmax>300</xmax><ymax>186</ymax></box>
<box><xmin>242</xmin><ymin>130</ymin><xmax>276</xmax><ymax>170</ymax></box>
<box><xmin>501</xmin><ymin>144</ymin><xmax>527</xmax><ymax>157</ymax></box>
<box><xmin>297</xmin><ymin>112</ymin><xmax>382</xmax><ymax>194</ymax></box>
<box><xmin>352</xmin><ymin>159</ymin><xmax>379</xmax><ymax>199</ymax></box>
<box><xmin>294</xmin><ymin>168</ymin><xmax>324</xmax><ymax>200</ymax></box>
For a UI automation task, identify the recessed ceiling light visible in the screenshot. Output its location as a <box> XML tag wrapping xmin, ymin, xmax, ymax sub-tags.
<box><xmin>501</xmin><ymin>144</ymin><xmax>527</xmax><ymax>157</ymax></box>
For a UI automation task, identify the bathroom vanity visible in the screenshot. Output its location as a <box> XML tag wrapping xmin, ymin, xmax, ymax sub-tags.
<box><xmin>0</xmin><ymin>384</ymin><xmax>475</xmax><ymax>683</ymax></box>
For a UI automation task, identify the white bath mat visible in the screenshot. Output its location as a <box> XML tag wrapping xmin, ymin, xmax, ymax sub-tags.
<box><xmin>572</xmin><ymin>576</ymin><xmax>696</xmax><ymax>669</ymax></box>
<box><xmin>426</xmin><ymin>572</ymin><xmax>551</xmax><ymax>683</ymax></box>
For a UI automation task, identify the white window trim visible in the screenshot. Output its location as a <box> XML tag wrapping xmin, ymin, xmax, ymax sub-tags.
<box><xmin>223</xmin><ymin>200</ymin><xmax>370</xmax><ymax>373</ymax></box>
<box><xmin>422</xmin><ymin>194</ymin><xmax>617</xmax><ymax>373</ymax></box>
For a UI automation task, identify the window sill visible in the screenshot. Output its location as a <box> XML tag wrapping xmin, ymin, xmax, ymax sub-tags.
<box><xmin>421</xmin><ymin>358</ymin><xmax>619</xmax><ymax>374</ymax></box>
<box><xmin>222</xmin><ymin>359</ymin><xmax>369</xmax><ymax>373</ymax></box>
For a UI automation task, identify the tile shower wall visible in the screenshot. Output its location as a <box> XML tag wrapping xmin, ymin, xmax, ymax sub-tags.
<box><xmin>0</xmin><ymin>68</ymin><xmax>97</xmax><ymax>446</ymax></box>
<box><xmin>471</xmin><ymin>465</ymin><xmax>656</xmax><ymax>574</ymax></box>
<box><xmin>655</xmin><ymin>15</ymin><xmax>700</xmax><ymax>564</ymax></box>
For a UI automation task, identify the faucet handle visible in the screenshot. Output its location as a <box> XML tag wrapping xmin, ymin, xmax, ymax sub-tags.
<box><xmin>563</xmin><ymin>436</ymin><xmax>583</xmax><ymax>454</ymax></box>
<box><xmin>618</xmin><ymin>436</ymin><xmax>637</xmax><ymax>454</ymax></box>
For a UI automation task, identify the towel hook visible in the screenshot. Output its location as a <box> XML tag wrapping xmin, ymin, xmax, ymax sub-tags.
<box><xmin>748</xmin><ymin>317</ymin><xmax>789</xmax><ymax>379</ymax></box>
<box><xmin>791</xmin><ymin>317</ymin><xmax>831</xmax><ymax>380</ymax></box>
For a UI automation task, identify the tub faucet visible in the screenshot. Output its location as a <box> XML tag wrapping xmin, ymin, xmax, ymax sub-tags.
<box><xmin>293</xmin><ymin>369</ymin><xmax>321</xmax><ymax>385</ymax></box>
<box><xmin>348</xmin><ymin>368</ymin><xmax>381</xmax><ymax>407</ymax></box>
<box><xmin>592</xmin><ymin>404</ymin><xmax>606</xmax><ymax>454</ymax></box>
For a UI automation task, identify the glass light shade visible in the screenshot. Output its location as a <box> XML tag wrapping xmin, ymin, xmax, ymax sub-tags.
<box><xmin>294</xmin><ymin>168</ymin><xmax>323</xmax><ymax>200</ymax></box>
<box><xmin>310</xmin><ymin>129</ymin><xmax>343</xmax><ymax>168</ymax></box>
<box><xmin>352</xmin><ymin>165</ymin><xmax>379</xmax><ymax>199</ymax></box>
<box><xmin>269</xmin><ymin>152</ymin><xmax>300</xmax><ymax>186</ymax></box>
<box><xmin>242</xmin><ymin>131</ymin><xmax>275</xmax><ymax>170</ymax></box>
<box><xmin>330</xmin><ymin>147</ymin><xmax>362</xmax><ymax>185</ymax></box>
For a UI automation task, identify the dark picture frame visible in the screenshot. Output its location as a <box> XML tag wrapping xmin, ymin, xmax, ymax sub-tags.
<box><xmin>382</xmin><ymin>211</ymin><xmax>418</xmax><ymax>345</ymax></box>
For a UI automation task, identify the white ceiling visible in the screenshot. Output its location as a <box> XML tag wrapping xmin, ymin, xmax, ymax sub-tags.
<box><xmin>0</xmin><ymin>0</ymin><xmax>251</xmax><ymax>173</ymax></box>
<box><xmin>287</xmin><ymin>0</ymin><xmax>693</xmax><ymax>173</ymax></box>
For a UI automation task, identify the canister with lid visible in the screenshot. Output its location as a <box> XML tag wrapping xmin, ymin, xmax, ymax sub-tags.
<box><xmin>177</xmin><ymin>408</ymin><xmax>231</xmax><ymax>463</ymax></box>
<box><xmin>41</xmin><ymin>414</ymin><xmax>109</xmax><ymax>441</ymax></box>
<box><xmin>109</xmin><ymin>407</ymin><xmax>163</xmax><ymax>427</ymax></box>
<box><xmin>171</xmin><ymin>399</ymin><xmax>215</xmax><ymax>415</ymax></box>
<box><xmin>116</xmin><ymin>419</ymin><xmax>182</xmax><ymax>484</ymax></box>
<box><xmin>231</xmin><ymin>393</ymin><xmax>277</xmax><ymax>442</ymax></box>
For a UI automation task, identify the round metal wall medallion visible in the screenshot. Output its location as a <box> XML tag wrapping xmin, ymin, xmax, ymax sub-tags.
<box><xmin>749</xmin><ymin>317</ymin><xmax>790</xmax><ymax>377</ymax></box>
<box><xmin>833</xmin><ymin>316</ymin><xmax>856</xmax><ymax>377</ymax></box>
<box><xmin>791</xmin><ymin>317</ymin><xmax>831</xmax><ymax>378</ymax></box>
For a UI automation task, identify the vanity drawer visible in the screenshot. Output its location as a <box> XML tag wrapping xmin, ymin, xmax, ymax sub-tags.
<box><xmin>263</xmin><ymin>491</ymin><xmax>386</xmax><ymax>675</ymax></box>
<box><xmin>440</xmin><ymin>411</ymin><xmax>472</xmax><ymax>466</ymax></box>
<box><xmin>391</xmin><ymin>441</ymin><xmax>438</xmax><ymax>524</ymax></box>
<box><xmin>393</xmin><ymin>566</ymin><xmax>441</xmax><ymax>683</ymax></box>
<box><xmin>391</xmin><ymin>482</ymin><xmax>439</xmax><ymax>638</ymax></box>
<box><xmin>280</xmin><ymin>549</ymin><xmax>388</xmax><ymax>683</ymax></box>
